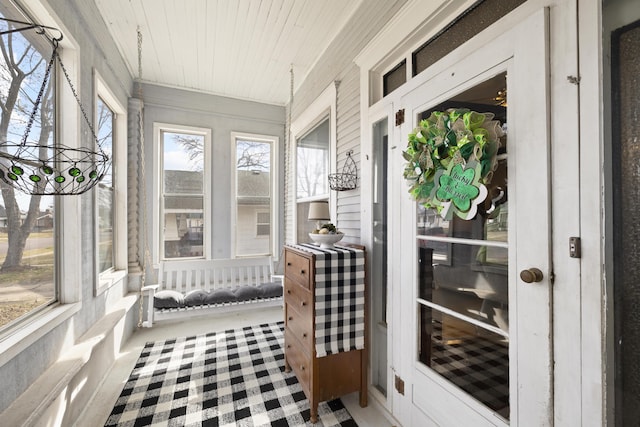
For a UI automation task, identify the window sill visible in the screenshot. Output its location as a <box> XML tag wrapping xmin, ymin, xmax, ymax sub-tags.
<box><xmin>95</xmin><ymin>269</ymin><xmax>128</xmax><ymax>296</ymax></box>
<box><xmin>0</xmin><ymin>302</ymin><xmax>81</xmax><ymax>369</ymax></box>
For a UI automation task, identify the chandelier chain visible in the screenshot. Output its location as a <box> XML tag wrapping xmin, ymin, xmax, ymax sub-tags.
<box><xmin>54</xmin><ymin>48</ymin><xmax>104</xmax><ymax>154</ymax></box>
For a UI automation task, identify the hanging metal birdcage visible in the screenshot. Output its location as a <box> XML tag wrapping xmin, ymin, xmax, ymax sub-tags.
<box><xmin>328</xmin><ymin>150</ymin><xmax>357</xmax><ymax>191</ymax></box>
<box><xmin>0</xmin><ymin>19</ymin><xmax>109</xmax><ymax>195</ymax></box>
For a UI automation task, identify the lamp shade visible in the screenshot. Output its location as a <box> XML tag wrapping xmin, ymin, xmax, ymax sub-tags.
<box><xmin>308</xmin><ymin>201</ymin><xmax>330</xmax><ymax>221</ymax></box>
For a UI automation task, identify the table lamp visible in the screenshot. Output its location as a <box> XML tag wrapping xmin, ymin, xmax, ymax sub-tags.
<box><xmin>308</xmin><ymin>201</ymin><xmax>330</xmax><ymax>230</ymax></box>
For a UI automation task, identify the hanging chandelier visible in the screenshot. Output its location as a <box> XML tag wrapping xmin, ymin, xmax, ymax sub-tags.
<box><xmin>0</xmin><ymin>18</ymin><xmax>109</xmax><ymax>195</ymax></box>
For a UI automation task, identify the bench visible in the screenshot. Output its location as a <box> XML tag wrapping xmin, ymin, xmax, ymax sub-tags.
<box><xmin>141</xmin><ymin>256</ymin><xmax>283</xmax><ymax>327</ymax></box>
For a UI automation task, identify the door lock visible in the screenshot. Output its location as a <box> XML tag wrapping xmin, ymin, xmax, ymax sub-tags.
<box><xmin>520</xmin><ymin>268</ymin><xmax>543</xmax><ymax>283</ymax></box>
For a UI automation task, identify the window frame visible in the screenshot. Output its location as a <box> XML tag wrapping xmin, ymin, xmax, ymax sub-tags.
<box><xmin>230</xmin><ymin>132</ymin><xmax>279</xmax><ymax>258</ymax></box>
<box><xmin>0</xmin><ymin>2</ymin><xmax>83</xmax><ymax>364</ymax></box>
<box><xmin>290</xmin><ymin>84</ymin><xmax>337</xmax><ymax>240</ymax></box>
<box><xmin>93</xmin><ymin>71</ymin><xmax>127</xmax><ymax>295</ymax></box>
<box><xmin>153</xmin><ymin>123</ymin><xmax>212</xmax><ymax>263</ymax></box>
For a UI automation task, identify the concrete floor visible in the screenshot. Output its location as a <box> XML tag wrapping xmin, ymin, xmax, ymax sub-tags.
<box><xmin>76</xmin><ymin>306</ymin><xmax>395</xmax><ymax>427</ymax></box>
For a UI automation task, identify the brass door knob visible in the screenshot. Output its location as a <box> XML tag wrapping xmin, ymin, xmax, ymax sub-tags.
<box><xmin>520</xmin><ymin>268</ymin><xmax>543</xmax><ymax>283</ymax></box>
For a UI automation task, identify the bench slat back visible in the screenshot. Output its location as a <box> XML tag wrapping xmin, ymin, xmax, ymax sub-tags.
<box><xmin>159</xmin><ymin>256</ymin><xmax>274</xmax><ymax>293</ymax></box>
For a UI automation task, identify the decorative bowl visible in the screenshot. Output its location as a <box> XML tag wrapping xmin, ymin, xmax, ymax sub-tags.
<box><xmin>309</xmin><ymin>232</ymin><xmax>344</xmax><ymax>248</ymax></box>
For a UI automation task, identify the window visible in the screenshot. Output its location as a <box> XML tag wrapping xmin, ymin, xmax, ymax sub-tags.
<box><xmin>232</xmin><ymin>133</ymin><xmax>278</xmax><ymax>257</ymax></box>
<box><xmin>96</xmin><ymin>97</ymin><xmax>114</xmax><ymax>273</ymax></box>
<box><xmin>0</xmin><ymin>7</ymin><xmax>57</xmax><ymax>330</ymax></box>
<box><xmin>296</xmin><ymin>118</ymin><xmax>330</xmax><ymax>242</ymax></box>
<box><xmin>289</xmin><ymin>83</ymin><xmax>336</xmax><ymax>244</ymax></box>
<box><xmin>156</xmin><ymin>124</ymin><xmax>211</xmax><ymax>260</ymax></box>
<box><xmin>94</xmin><ymin>73</ymin><xmax>126</xmax><ymax>294</ymax></box>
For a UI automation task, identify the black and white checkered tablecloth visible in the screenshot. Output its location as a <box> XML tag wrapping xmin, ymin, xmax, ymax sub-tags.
<box><xmin>291</xmin><ymin>244</ymin><xmax>365</xmax><ymax>358</ymax></box>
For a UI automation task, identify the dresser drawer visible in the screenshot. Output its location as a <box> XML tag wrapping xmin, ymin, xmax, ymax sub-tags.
<box><xmin>285</xmin><ymin>302</ymin><xmax>314</xmax><ymax>353</ymax></box>
<box><xmin>285</xmin><ymin>328</ymin><xmax>311</xmax><ymax>394</ymax></box>
<box><xmin>285</xmin><ymin>250</ymin><xmax>312</xmax><ymax>289</ymax></box>
<box><xmin>284</xmin><ymin>277</ymin><xmax>313</xmax><ymax>318</ymax></box>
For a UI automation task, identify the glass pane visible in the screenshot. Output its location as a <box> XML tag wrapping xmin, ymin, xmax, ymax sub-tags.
<box><xmin>163</xmin><ymin>131</ymin><xmax>204</xmax><ymax>194</ymax></box>
<box><xmin>162</xmin><ymin>130</ymin><xmax>205</xmax><ymax>259</ymax></box>
<box><xmin>297</xmin><ymin>119</ymin><xmax>329</xmax><ymax>199</ymax></box>
<box><xmin>98</xmin><ymin>186</ymin><xmax>114</xmax><ymax>272</ymax></box>
<box><xmin>96</xmin><ymin>97</ymin><xmax>114</xmax><ymax>273</ymax></box>
<box><xmin>297</xmin><ymin>201</ymin><xmax>322</xmax><ymax>244</ymax></box>
<box><xmin>371</xmin><ymin>117</ymin><xmax>389</xmax><ymax>396</ymax></box>
<box><xmin>163</xmin><ymin>211</ymin><xmax>203</xmax><ymax>259</ymax></box>
<box><xmin>611</xmin><ymin>14</ymin><xmax>640</xmax><ymax>425</ymax></box>
<box><xmin>419</xmin><ymin>305</ymin><xmax>509</xmax><ymax>418</ymax></box>
<box><xmin>235</xmin><ymin>139</ymin><xmax>272</xmax><ymax>257</ymax></box>
<box><xmin>0</xmin><ymin>7</ymin><xmax>56</xmax><ymax>329</ymax></box>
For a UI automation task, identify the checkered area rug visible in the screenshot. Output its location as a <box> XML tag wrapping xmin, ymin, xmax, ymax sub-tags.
<box><xmin>105</xmin><ymin>322</ymin><xmax>357</xmax><ymax>427</ymax></box>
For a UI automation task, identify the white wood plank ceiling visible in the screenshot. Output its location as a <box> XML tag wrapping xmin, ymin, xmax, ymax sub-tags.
<box><xmin>94</xmin><ymin>0</ymin><xmax>363</xmax><ymax>106</ymax></box>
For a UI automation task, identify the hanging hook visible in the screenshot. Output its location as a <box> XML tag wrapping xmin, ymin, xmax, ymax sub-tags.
<box><xmin>0</xmin><ymin>17</ymin><xmax>63</xmax><ymax>43</ymax></box>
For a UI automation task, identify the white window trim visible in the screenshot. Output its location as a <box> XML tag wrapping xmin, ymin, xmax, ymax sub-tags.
<box><xmin>0</xmin><ymin>3</ymin><xmax>83</xmax><ymax>364</ymax></box>
<box><xmin>290</xmin><ymin>83</ymin><xmax>338</xmax><ymax>237</ymax></box>
<box><xmin>94</xmin><ymin>71</ymin><xmax>127</xmax><ymax>296</ymax></box>
<box><xmin>230</xmin><ymin>132</ymin><xmax>279</xmax><ymax>258</ymax></box>
<box><xmin>153</xmin><ymin>123</ymin><xmax>212</xmax><ymax>263</ymax></box>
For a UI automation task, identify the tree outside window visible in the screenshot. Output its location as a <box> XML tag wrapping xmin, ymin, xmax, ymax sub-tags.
<box><xmin>96</xmin><ymin>97</ymin><xmax>114</xmax><ymax>273</ymax></box>
<box><xmin>296</xmin><ymin>118</ymin><xmax>329</xmax><ymax>243</ymax></box>
<box><xmin>0</xmin><ymin>9</ymin><xmax>56</xmax><ymax>328</ymax></box>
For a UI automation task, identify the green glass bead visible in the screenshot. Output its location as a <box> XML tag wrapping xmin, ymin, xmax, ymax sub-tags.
<box><xmin>89</xmin><ymin>170</ymin><xmax>98</xmax><ymax>179</ymax></box>
<box><xmin>29</xmin><ymin>175</ymin><xmax>41</xmax><ymax>182</ymax></box>
<box><xmin>76</xmin><ymin>176</ymin><xmax>85</xmax><ymax>183</ymax></box>
<box><xmin>42</xmin><ymin>165</ymin><xmax>54</xmax><ymax>175</ymax></box>
<box><xmin>69</xmin><ymin>167</ymin><xmax>81</xmax><ymax>177</ymax></box>
<box><xmin>55</xmin><ymin>176</ymin><xmax>65</xmax><ymax>183</ymax></box>
<box><xmin>11</xmin><ymin>165</ymin><xmax>23</xmax><ymax>176</ymax></box>
<box><xmin>8</xmin><ymin>172</ymin><xmax>18</xmax><ymax>181</ymax></box>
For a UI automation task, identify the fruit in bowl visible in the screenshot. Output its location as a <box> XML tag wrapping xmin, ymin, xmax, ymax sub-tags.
<box><xmin>309</xmin><ymin>223</ymin><xmax>343</xmax><ymax>248</ymax></box>
<box><xmin>312</xmin><ymin>223</ymin><xmax>340</xmax><ymax>235</ymax></box>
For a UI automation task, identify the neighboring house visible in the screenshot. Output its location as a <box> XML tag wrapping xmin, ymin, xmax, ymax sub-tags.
<box><xmin>0</xmin><ymin>0</ymin><xmax>638</xmax><ymax>426</ymax></box>
<box><xmin>236</xmin><ymin>169</ymin><xmax>271</xmax><ymax>256</ymax></box>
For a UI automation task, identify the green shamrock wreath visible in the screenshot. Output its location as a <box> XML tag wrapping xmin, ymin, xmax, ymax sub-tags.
<box><xmin>403</xmin><ymin>108</ymin><xmax>504</xmax><ymax>217</ymax></box>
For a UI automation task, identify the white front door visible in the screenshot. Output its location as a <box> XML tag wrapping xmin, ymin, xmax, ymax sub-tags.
<box><xmin>393</xmin><ymin>9</ymin><xmax>552</xmax><ymax>426</ymax></box>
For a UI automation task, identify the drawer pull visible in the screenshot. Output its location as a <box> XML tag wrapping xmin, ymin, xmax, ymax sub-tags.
<box><xmin>288</xmin><ymin>316</ymin><xmax>293</xmax><ymax>321</ymax></box>
<box><xmin>300</xmin><ymin>365</ymin><xmax>305</xmax><ymax>371</ymax></box>
<box><xmin>286</xmin><ymin>344</ymin><xmax>291</xmax><ymax>349</ymax></box>
<box><xmin>300</xmin><ymin>269</ymin><xmax>305</xmax><ymax>275</ymax></box>
<box><xmin>301</xmin><ymin>301</ymin><xmax>306</xmax><ymax>307</ymax></box>
<box><xmin>287</xmin><ymin>289</ymin><xmax>291</xmax><ymax>294</ymax></box>
<box><xmin>302</xmin><ymin>333</ymin><xmax>307</xmax><ymax>338</ymax></box>
<box><xmin>287</xmin><ymin>262</ymin><xmax>292</xmax><ymax>266</ymax></box>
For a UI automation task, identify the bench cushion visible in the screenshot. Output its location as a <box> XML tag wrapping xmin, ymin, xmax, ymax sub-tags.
<box><xmin>153</xmin><ymin>290</ymin><xmax>185</xmax><ymax>309</ymax></box>
<box><xmin>233</xmin><ymin>285</ymin><xmax>261</xmax><ymax>301</ymax></box>
<box><xmin>257</xmin><ymin>282</ymin><xmax>283</xmax><ymax>298</ymax></box>
<box><xmin>204</xmin><ymin>289</ymin><xmax>237</xmax><ymax>304</ymax></box>
<box><xmin>184</xmin><ymin>289</ymin><xmax>209</xmax><ymax>307</ymax></box>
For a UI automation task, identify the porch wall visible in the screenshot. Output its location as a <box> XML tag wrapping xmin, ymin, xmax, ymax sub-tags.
<box><xmin>138</xmin><ymin>83</ymin><xmax>286</xmax><ymax>267</ymax></box>
<box><xmin>0</xmin><ymin>0</ymin><xmax>135</xmax><ymax>419</ymax></box>
<box><xmin>284</xmin><ymin>0</ymin><xmax>407</xmax><ymax>246</ymax></box>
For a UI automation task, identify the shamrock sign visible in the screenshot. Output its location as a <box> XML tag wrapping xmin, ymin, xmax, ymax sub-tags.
<box><xmin>431</xmin><ymin>161</ymin><xmax>488</xmax><ymax>220</ymax></box>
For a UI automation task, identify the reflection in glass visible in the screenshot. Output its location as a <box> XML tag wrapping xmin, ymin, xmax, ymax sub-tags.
<box><xmin>419</xmin><ymin>305</ymin><xmax>509</xmax><ymax>418</ymax></box>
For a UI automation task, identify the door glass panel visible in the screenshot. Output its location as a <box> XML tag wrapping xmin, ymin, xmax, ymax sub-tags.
<box><xmin>415</xmin><ymin>72</ymin><xmax>509</xmax><ymax>419</ymax></box>
<box><xmin>371</xmin><ymin>117</ymin><xmax>389</xmax><ymax>396</ymax></box>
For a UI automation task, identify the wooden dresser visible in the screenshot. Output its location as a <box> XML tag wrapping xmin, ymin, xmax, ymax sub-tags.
<box><xmin>283</xmin><ymin>244</ymin><xmax>367</xmax><ymax>423</ymax></box>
